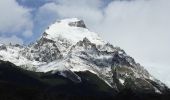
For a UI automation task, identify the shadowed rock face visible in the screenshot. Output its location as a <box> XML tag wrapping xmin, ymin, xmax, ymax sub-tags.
<box><xmin>67</xmin><ymin>38</ymin><xmax>169</xmax><ymax>93</ymax></box>
<box><xmin>23</xmin><ymin>38</ymin><xmax>63</xmax><ymax>62</ymax></box>
<box><xmin>68</xmin><ymin>20</ymin><xmax>87</xmax><ymax>28</ymax></box>
<box><xmin>0</xmin><ymin>44</ymin><xmax>7</xmax><ymax>51</ymax></box>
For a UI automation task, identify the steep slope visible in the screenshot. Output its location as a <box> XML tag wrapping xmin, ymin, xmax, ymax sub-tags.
<box><xmin>0</xmin><ymin>18</ymin><xmax>169</xmax><ymax>94</ymax></box>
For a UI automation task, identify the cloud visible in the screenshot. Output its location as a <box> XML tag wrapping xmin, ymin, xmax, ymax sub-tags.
<box><xmin>97</xmin><ymin>0</ymin><xmax>170</xmax><ymax>86</ymax></box>
<box><xmin>35</xmin><ymin>0</ymin><xmax>104</xmax><ymax>30</ymax></box>
<box><xmin>0</xmin><ymin>35</ymin><xmax>23</xmax><ymax>45</ymax></box>
<box><xmin>0</xmin><ymin>0</ymin><xmax>33</xmax><ymax>37</ymax></box>
<box><xmin>34</xmin><ymin>0</ymin><xmax>170</xmax><ymax>87</ymax></box>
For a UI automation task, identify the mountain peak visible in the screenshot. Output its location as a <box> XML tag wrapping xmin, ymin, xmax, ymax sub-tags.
<box><xmin>0</xmin><ymin>18</ymin><xmax>169</xmax><ymax>95</ymax></box>
<box><xmin>44</xmin><ymin>18</ymin><xmax>105</xmax><ymax>45</ymax></box>
<box><xmin>55</xmin><ymin>18</ymin><xmax>86</xmax><ymax>28</ymax></box>
<box><xmin>59</xmin><ymin>18</ymin><xmax>81</xmax><ymax>23</ymax></box>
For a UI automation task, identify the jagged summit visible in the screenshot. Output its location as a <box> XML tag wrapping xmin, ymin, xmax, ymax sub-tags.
<box><xmin>0</xmin><ymin>18</ymin><xmax>169</xmax><ymax>94</ymax></box>
<box><xmin>44</xmin><ymin>18</ymin><xmax>105</xmax><ymax>45</ymax></box>
<box><xmin>57</xmin><ymin>18</ymin><xmax>82</xmax><ymax>24</ymax></box>
<box><xmin>56</xmin><ymin>18</ymin><xmax>86</xmax><ymax>28</ymax></box>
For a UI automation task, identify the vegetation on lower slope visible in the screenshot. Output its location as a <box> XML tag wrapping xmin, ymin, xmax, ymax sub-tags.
<box><xmin>0</xmin><ymin>60</ymin><xmax>170</xmax><ymax>100</ymax></box>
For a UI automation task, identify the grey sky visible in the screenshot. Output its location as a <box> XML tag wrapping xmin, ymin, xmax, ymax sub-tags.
<box><xmin>0</xmin><ymin>0</ymin><xmax>169</xmax><ymax>86</ymax></box>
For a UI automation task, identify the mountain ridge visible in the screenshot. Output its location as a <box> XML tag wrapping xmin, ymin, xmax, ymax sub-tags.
<box><xmin>0</xmin><ymin>18</ymin><xmax>169</xmax><ymax>94</ymax></box>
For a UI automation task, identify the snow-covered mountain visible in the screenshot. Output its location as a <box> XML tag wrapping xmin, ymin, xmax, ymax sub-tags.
<box><xmin>0</xmin><ymin>18</ymin><xmax>168</xmax><ymax>93</ymax></box>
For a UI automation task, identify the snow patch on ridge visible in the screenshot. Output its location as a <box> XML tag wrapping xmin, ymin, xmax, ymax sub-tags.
<box><xmin>119</xmin><ymin>79</ymin><xmax>125</xmax><ymax>85</ymax></box>
<box><xmin>45</xmin><ymin>18</ymin><xmax>105</xmax><ymax>45</ymax></box>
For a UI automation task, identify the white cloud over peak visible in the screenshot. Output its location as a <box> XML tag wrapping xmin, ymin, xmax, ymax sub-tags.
<box><xmin>0</xmin><ymin>0</ymin><xmax>33</xmax><ymax>37</ymax></box>
<box><xmin>35</xmin><ymin>0</ymin><xmax>104</xmax><ymax>30</ymax></box>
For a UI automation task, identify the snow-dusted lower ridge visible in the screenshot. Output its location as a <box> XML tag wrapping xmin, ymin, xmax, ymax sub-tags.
<box><xmin>0</xmin><ymin>18</ymin><xmax>169</xmax><ymax>93</ymax></box>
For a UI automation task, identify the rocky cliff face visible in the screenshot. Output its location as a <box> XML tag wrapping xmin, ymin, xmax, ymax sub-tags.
<box><xmin>0</xmin><ymin>18</ymin><xmax>169</xmax><ymax>93</ymax></box>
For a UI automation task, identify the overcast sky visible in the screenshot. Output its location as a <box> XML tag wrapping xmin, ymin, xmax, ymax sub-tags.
<box><xmin>0</xmin><ymin>0</ymin><xmax>170</xmax><ymax>87</ymax></box>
